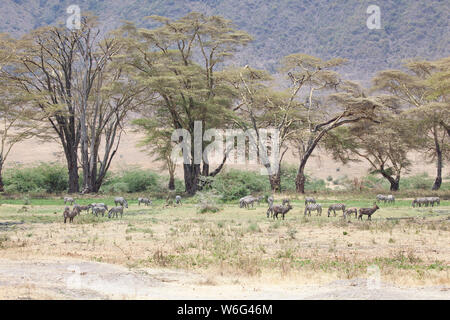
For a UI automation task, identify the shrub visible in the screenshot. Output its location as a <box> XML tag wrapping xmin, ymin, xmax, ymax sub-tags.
<box><xmin>100</xmin><ymin>167</ymin><xmax>161</xmax><ymax>193</ymax></box>
<box><xmin>401</xmin><ymin>173</ymin><xmax>434</xmax><ymax>190</ymax></box>
<box><xmin>3</xmin><ymin>162</ymin><xmax>68</xmax><ymax>193</ymax></box>
<box><xmin>211</xmin><ymin>169</ymin><xmax>269</xmax><ymax>201</ymax></box>
<box><xmin>280</xmin><ymin>165</ymin><xmax>327</xmax><ymax>192</ymax></box>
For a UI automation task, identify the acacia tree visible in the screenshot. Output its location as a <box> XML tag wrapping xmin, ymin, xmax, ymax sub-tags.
<box><xmin>224</xmin><ymin>66</ymin><xmax>301</xmax><ymax>191</ymax></box>
<box><xmin>372</xmin><ymin>58</ymin><xmax>450</xmax><ymax>190</ymax></box>
<box><xmin>121</xmin><ymin>13</ymin><xmax>252</xmax><ymax>195</ymax></box>
<box><xmin>275</xmin><ymin>54</ymin><xmax>382</xmax><ymax>193</ymax></box>
<box><xmin>3</xmin><ymin>16</ymin><xmax>140</xmax><ymax>193</ymax></box>
<box><xmin>324</xmin><ymin>113</ymin><xmax>412</xmax><ymax>191</ymax></box>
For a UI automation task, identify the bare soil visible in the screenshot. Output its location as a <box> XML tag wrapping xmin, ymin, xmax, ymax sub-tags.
<box><xmin>0</xmin><ymin>258</ymin><xmax>448</xmax><ymax>300</ymax></box>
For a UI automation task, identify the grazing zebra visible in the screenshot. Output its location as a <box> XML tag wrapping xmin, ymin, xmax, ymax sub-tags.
<box><xmin>240</xmin><ymin>196</ymin><xmax>257</xmax><ymax>209</ymax></box>
<box><xmin>108</xmin><ymin>206</ymin><xmax>124</xmax><ymax>219</ymax></box>
<box><xmin>358</xmin><ymin>203</ymin><xmax>380</xmax><ymax>221</ymax></box>
<box><xmin>412</xmin><ymin>197</ymin><xmax>429</xmax><ymax>207</ymax></box>
<box><xmin>175</xmin><ymin>195</ymin><xmax>182</xmax><ymax>205</ymax></box>
<box><xmin>386</xmin><ymin>195</ymin><xmax>395</xmax><ymax>204</ymax></box>
<box><xmin>138</xmin><ymin>197</ymin><xmax>152</xmax><ymax>206</ymax></box>
<box><xmin>344</xmin><ymin>207</ymin><xmax>358</xmax><ymax>219</ymax></box>
<box><xmin>114</xmin><ymin>197</ymin><xmax>128</xmax><ymax>208</ymax></box>
<box><xmin>272</xmin><ymin>204</ymin><xmax>293</xmax><ymax>220</ymax></box>
<box><xmin>266</xmin><ymin>196</ymin><xmax>274</xmax><ymax>218</ymax></box>
<box><xmin>92</xmin><ymin>206</ymin><xmax>107</xmax><ymax>217</ymax></box>
<box><xmin>63</xmin><ymin>206</ymin><xmax>79</xmax><ymax>223</ymax></box>
<box><xmin>304</xmin><ymin>203</ymin><xmax>322</xmax><ymax>216</ymax></box>
<box><xmin>376</xmin><ymin>194</ymin><xmax>387</xmax><ymax>203</ymax></box>
<box><xmin>426</xmin><ymin>197</ymin><xmax>440</xmax><ymax>207</ymax></box>
<box><xmin>64</xmin><ymin>197</ymin><xmax>75</xmax><ymax>205</ymax></box>
<box><xmin>89</xmin><ymin>203</ymin><xmax>108</xmax><ymax>212</ymax></box>
<box><xmin>327</xmin><ymin>203</ymin><xmax>346</xmax><ymax>217</ymax></box>
<box><xmin>305</xmin><ymin>197</ymin><xmax>316</xmax><ymax>205</ymax></box>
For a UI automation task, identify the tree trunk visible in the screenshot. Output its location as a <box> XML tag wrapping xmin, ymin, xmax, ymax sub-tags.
<box><xmin>67</xmin><ymin>156</ymin><xmax>79</xmax><ymax>194</ymax></box>
<box><xmin>269</xmin><ymin>172</ymin><xmax>281</xmax><ymax>192</ymax></box>
<box><xmin>432</xmin><ymin>125</ymin><xmax>443</xmax><ymax>191</ymax></box>
<box><xmin>266</xmin><ymin>162</ymin><xmax>281</xmax><ymax>192</ymax></box>
<box><xmin>432</xmin><ymin>149</ymin><xmax>442</xmax><ymax>190</ymax></box>
<box><xmin>295</xmin><ymin>164</ymin><xmax>306</xmax><ymax>194</ymax></box>
<box><xmin>0</xmin><ymin>163</ymin><xmax>4</xmax><ymax>192</ymax></box>
<box><xmin>184</xmin><ymin>163</ymin><xmax>200</xmax><ymax>195</ymax></box>
<box><xmin>169</xmin><ymin>175</ymin><xmax>175</xmax><ymax>191</ymax></box>
<box><xmin>380</xmin><ymin>170</ymin><xmax>400</xmax><ymax>191</ymax></box>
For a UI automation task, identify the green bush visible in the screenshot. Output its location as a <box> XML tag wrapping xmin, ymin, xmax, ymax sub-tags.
<box><xmin>211</xmin><ymin>169</ymin><xmax>270</xmax><ymax>201</ymax></box>
<box><xmin>100</xmin><ymin>168</ymin><xmax>162</xmax><ymax>193</ymax></box>
<box><xmin>401</xmin><ymin>173</ymin><xmax>434</xmax><ymax>190</ymax></box>
<box><xmin>280</xmin><ymin>166</ymin><xmax>327</xmax><ymax>192</ymax></box>
<box><xmin>4</xmin><ymin>162</ymin><xmax>68</xmax><ymax>193</ymax></box>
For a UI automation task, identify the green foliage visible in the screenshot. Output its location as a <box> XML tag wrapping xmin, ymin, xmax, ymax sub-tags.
<box><xmin>100</xmin><ymin>168</ymin><xmax>162</xmax><ymax>193</ymax></box>
<box><xmin>4</xmin><ymin>162</ymin><xmax>68</xmax><ymax>193</ymax></box>
<box><xmin>211</xmin><ymin>169</ymin><xmax>270</xmax><ymax>201</ymax></box>
<box><xmin>401</xmin><ymin>173</ymin><xmax>435</xmax><ymax>190</ymax></box>
<box><xmin>280</xmin><ymin>166</ymin><xmax>327</xmax><ymax>192</ymax></box>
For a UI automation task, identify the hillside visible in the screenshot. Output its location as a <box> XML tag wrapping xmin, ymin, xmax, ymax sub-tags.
<box><xmin>0</xmin><ymin>0</ymin><xmax>448</xmax><ymax>82</ymax></box>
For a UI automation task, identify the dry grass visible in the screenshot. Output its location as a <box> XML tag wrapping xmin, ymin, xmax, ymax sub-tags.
<box><xmin>0</xmin><ymin>199</ymin><xmax>449</xmax><ymax>289</ymax></box>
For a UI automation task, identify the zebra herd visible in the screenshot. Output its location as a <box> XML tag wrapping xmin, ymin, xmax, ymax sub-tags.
<box><xmin>412</xmin><ymin>197</ymin><xmax>440</xmax><ymax>207</ymax></box>
<box><xmin>239</xmin><ymin>193</ymin><xmax>441</xmax><ymax>221</ymax></box>
<box><xmin>62</xmin><ymin>196</ymin><xmax>156</xmax><ymax>223</ymax></box>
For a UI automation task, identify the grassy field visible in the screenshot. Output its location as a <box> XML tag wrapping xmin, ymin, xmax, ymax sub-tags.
<box><xmin>0</xmin><ymin>193</ymin><xmax>449</xmax><ymax>292</ymax></box>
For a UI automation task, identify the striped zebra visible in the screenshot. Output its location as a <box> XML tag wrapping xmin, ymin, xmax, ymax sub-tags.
<box><xmin>304</xmin><ymin>203</ymin><xmax>322</xmax><ymax>216</ymax></box>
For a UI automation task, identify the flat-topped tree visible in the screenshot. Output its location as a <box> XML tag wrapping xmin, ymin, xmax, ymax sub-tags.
<box><xmin>324</xmin><ymin>112</ymin><xmax>412</xmax><ymax>191</ymax></box>
<box><xmin>121</xmin><ymin>12</ymin><xmax>252</xmax><ymax>195</ymax></box>
<box><xmin>372</xmin><ymin>57</ymin><xmax>450</xmax><ymax>190</ymax></box>
<box><xmin>279</xmin><ymin>54</ymin><xmax>381</xmax><ymax>193</ymax></box>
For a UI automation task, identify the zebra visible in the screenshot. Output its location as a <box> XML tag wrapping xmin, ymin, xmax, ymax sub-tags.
<box><xmin>240</xmin><ymin>196</ymin><xmax>257</xmax><ymax>209</ymax></box>
<box><xmin>266</xmin><ymin>196</ymin><xmax>274</xmax><ymax>218</ymax></box>
<box><xmin>108</xmin><ymin>206</ymin><xmax>124</xmax><ymax>219</ymax></box>
<box><xmin>376</xmin><ymin>194</ymin><xmax>387</xmax><ymax>203</ymax></box>
<box><xmin>114</xmin><ymin>197</ymin><xmax>128</xmax><ymax>208</ymax></box>
<box><xmin>89</xmin><ymin>203</ymin><xmax>108</xmax><ymax>212</ymax></box>
<box><xmin>327</xmin><ymin>203</ymin><xmax>346</xmax><ymax>217</ymax></box>
<box><xmin>138</xmin><ymin>197</ymin><xmax>152</xmax><ymax>206</ymax></box>
<box><xmin>412</xmin><ymin>197</ymin><xmax>429</xmax><ymax>207</ymax></box>
<box><xmin>304</xmin><ymin>203</ymin><xmax>322</xmax><ymax>216</ymax></box>
<box><xmin>64</xmin><ymin>197</ymin><xmax>75</xmax><ymax>205</ymax></box>
<box><xmin>344</xmin><ymin>207</ymin><xmax>358</xmax><ymax>219</ymax></box>
<box><xmin>386</xmin><ymin>195</ymin><xmax>395</xmax><ymax>204</ymax></box>
<box><xmin>305</xmin><ymin>197</ymin><xmax>316</xmax><ymax>205</ymax></box>
<box><xmin>92</xmin><ymin>206</ymin><xmax>107</xmax><ymax>217</ymax></box>
<box><xmin>426</xmin><ymin>197</ymin><xmax>440</xmax><ymax>207</ymax></box>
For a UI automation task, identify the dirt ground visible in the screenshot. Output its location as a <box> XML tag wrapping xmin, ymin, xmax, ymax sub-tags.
<box><xmin>0</xmin><ymin>258</ymin><xmax>448</xmax><ymax>300</ymax></box>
